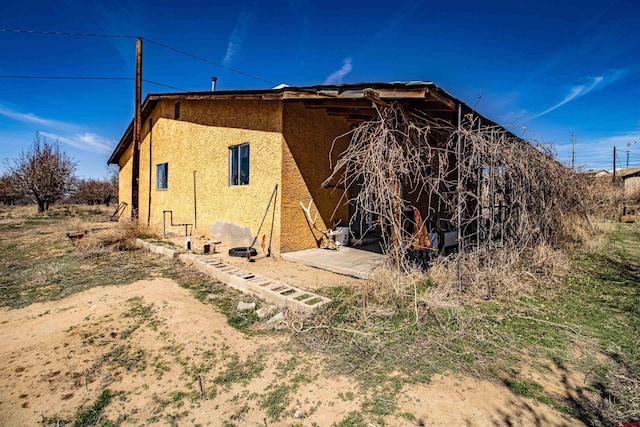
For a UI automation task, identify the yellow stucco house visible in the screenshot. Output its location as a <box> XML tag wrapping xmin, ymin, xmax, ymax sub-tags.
<box><xmin>108</xmin><ymin>82</ymin><xmax>463</xmax><ymax>256</ymax></box>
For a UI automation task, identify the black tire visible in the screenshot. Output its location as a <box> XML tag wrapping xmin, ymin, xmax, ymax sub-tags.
<box><xmin>228</xmin><ymin>247</ymin><xmax>258</xmax><ymax>257</ymax></box>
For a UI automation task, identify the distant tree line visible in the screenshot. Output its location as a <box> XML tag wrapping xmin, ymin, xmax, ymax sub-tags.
<box><xmin>1</xmin><ymin>133</ymin><xmax>118</xmax><ymax>211</ymax></box>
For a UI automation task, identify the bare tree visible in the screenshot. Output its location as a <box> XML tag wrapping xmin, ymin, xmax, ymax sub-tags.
<box><xmin>70</xmin><ymin>176</ymin><xmax>118</xmax><ymax>206</ymax></box>
<box><xmin>6</xmin><ymin>133</ymin><xmax>77</xmax><ymax>212</ymax></box>
<box><xmin>0</xmin><ymin>172</ymin><xmax>23</xmax><ymax>205</ymax></box>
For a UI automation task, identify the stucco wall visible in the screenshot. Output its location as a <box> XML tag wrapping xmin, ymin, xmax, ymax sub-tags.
<box><xmin>117</xmin><ymin>144</ymin><xmax>134</xmax><ymax>219</ymax></box>
<box><xmin>280</xmin><ymin>102</ymin><xmax>352</xmax><ymax>253</ymax></box>
<box><xmin>624</xmin><ymin>176</ymin><xmax>640</xmax><ymax>198</ymax></box>
<box><xmin>135</xmin><ymin>99</ymin><xmax>283</xmax><ymax>253</ymax></box>
<box><xmin>116</xmin><ymin>97</ymin><xmax>357</xmax><ymax>255</ymax></box>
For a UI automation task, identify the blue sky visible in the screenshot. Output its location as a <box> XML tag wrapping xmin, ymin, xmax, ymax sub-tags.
<box><xmin>1</xmin><ymin>0</ymin><xmax>639</xmax><ymax>179</ymax></box>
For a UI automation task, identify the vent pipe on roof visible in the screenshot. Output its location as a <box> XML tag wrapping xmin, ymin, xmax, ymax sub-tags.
<box><xmin>211</xmin><ymin>77</ymin><xmax>217</xmax><ymax>91</ymax></box>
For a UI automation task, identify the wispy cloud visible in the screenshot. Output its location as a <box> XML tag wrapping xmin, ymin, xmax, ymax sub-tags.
<box><xmin>0</xmin><ymin>104</ymin><xmax>71</xmax><ymax>129</ymax></box>
<box><xmin>223</xmin><ymin>9</ymin><xmax>254</xmax><ymax>66</ymax></box>
<box><xmin>0</xmin><ymin>103</ymin><xmax>115</xmax><ymax>154</ymax></box>
<box><xmin>531</xmin><ymin>69</ymin><xmax>627</xmax><ymax>119</ymax></box>
<box><xmin>40</xmin><ymin>132</ymin><xmax>115</xmax><ymax>155</ymax></box>
<box><xmin>323</xmin><ymin>58</ymin><xmax>353</xmax><ymax>85</ymax></box>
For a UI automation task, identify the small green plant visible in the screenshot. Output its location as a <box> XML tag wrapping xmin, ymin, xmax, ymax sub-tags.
<box><xmin>229</xmin><ymin>404</ymin><xmax>250</xmax><ymax>421</ymax></box>
<box><xmin>260</xmin><ymin>383</ymin><xmax>293</xmax><ymax>422</ymax></box>
<box><xmin>73</xmin><ymin>389</ymin><xmax>118</xmax><ymax>427</ymax></box>
<box><xmin>333</xmin><ymin>411</ymin><xmax>367</xmax><ymax>427</ymax></box>
<box><xmin>276</xmin><ymin>356</ymin><xmax>300</xmax><ymax>377</ymax></box>
<box><xmin>504</xmin><ymin>378</ymin><xmax>544</xmax><ymax>399</ymax></box>
<box><xmin>362</xmin><ymin>392</ymin><xmax>396</xmax><ymax>416</ymax></box>
<box><xmin>337</xmin><ymin>391</ymin><xmax>355</xmax><ymax>401</ymax></box>
<box><xmin>400</xmin><ymin>411</ymin><xmax>416</xmax><ymax>422</ymax></box>
<box><xmin>102</xmin><ymin>345</ymin><xmax>147</xmax><ymax>372</ymax></box>
<box><xmin>153</xmin><ymin>356</ymin><xmax>171</xmax><ymax>379</ymax></box>
<box><xmin>169</xmin><ymin>391</ymin><xmax>189</xmax><ymax>408</ymax></box>
<box><xmin>213</xmin><ymin>354</ymin><xmax>265</xmax><ymax>388</ymax></box>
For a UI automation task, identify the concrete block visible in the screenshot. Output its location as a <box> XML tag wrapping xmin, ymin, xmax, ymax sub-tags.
<box><xmin>256</xmin><ymin>305</ymin><xmax>278</xmax><ymax>319</ymax></box>
<box><xmin>266</xmin><ymin>312</ymin><xmax>284</xmax><ymax>324</ymax></box>
<box><xmin>237</xmin><ymin>301</ymin><xmax>256</xmax><ymax>311</ymax></box>
<box><xmin>143</xmin><ymin>240</ymin><xmax>331</xmax><ymax>314</ymax></box>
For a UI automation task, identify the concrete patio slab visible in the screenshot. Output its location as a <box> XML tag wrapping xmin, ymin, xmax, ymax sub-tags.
<box><xmin>281</xmin><ymin>247</ymin><xmax>385</xmax><ymax>279</ymax></box>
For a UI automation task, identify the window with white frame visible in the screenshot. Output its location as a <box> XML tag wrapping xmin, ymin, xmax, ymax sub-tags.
<box><xmin>229</xmin><ymin>143</ymin><xmax>250</xmax><ymax>186</ymax></box>
<box><xmin>156</xmin><ymin>162</ymin><xmax>168</xmax><ymax>190</ymax></box>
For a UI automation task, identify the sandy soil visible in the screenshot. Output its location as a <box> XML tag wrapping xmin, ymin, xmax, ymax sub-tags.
<box><xmin>0</xmin><ymin>277</ymin><xmax>586</xmax><ymax>426</ymax></box>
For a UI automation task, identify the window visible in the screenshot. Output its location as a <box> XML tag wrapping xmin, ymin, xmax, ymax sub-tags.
<box><xmin>156</xmin><ymin>162</ymin><xmax>168</xmax><ymax>190</ymax></box>
<box><xmin>174</xmin><ymin>102</ymin><xmax>181</xmax><ymax>120</ymax></box>
<box><xmin>229</xmin><ymin>143</ymin><xmax>250</xmax><ymax>186</ymax></box>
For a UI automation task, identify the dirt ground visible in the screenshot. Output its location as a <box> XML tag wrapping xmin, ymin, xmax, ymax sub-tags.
<box><xmin>0</xmin><ymin>276</ymin><xmax>586</xmax><ymax>426</ymax></box>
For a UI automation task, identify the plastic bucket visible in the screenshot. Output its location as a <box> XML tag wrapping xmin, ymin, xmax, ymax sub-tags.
<box><xmin>334</xmin><ymin>227</ymin><xmax>349</xmax><ymax>246</ymax></box>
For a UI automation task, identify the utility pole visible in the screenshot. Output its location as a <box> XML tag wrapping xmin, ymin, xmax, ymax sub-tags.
<box><xmin>456</xmin><ymin>103</ymin><xmax>462</xmax><ymax>293</ymax></box>
<box><xmin>571</xmin><ymin>131</ymin><xmax>576</xmax><ymax>170</ymax></box>
<box><xmin>613</xmin><ymin>146</ymin><xmax>616</xmax><ymax>183</ymax></box>
<box><xmin>131</xmin><ymin>37</ymin><xmax>142</xmax><ymax>218</ymax></box>
<box><xmin>627</xmin><ymin>150</ymin><xmax>630</xmax><ymax>169</ymax></box>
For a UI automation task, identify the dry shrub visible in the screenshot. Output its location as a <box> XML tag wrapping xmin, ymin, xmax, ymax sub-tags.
<box><xmin>416</xmin><ymin>263</ymin><xmax>462</xmax><ymax>311</ymax></box>
<box><xmin>366</xmin><ymin>262</ymin><xmax>427</xmax><ymax>305</ymax></box>
<box><xmin>580</xmin><ymin>176</ymin><xmax>625</xmax><ymax>220</ymax></box>
<box><xmin>425</xmin><ymin>242</ymin><xmax>570</xmax><ymax>303</ymax></box>
<box><xmin>560</xmin><ymin>213</ymin><xmax>594</xmax><ymax>246</ymax></box>
<box><xmin>429</xmin><ymin>250</ymin><xmax>523</xmax><ymax>301</ymax></box>
<box><xmin>583</xmin><ymin>223</ymin><xmax>609</xmax><ymax>252</ymax></box>
<box><xmin>584</xmin><ymin>355</ymin><xmax>640</xmax><ymax>425</ymax></box>
<box><xmin>76</xmin><ymin>220</ymin><xmax>154</xmax><ymax>254</ymax></box>
<box><xmin>349</xmin><ymin>263</ymin><xmax>463</xmax><ymax>320</ymax></box>
<box><xmin>327</xmin><ymin>103</ymin><xmax>591</xmax><ymax>279</ymax></box>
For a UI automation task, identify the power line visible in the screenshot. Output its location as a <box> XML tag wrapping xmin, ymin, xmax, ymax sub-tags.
<box><xmin>0</xmin><ymin>75</ymin><xmax>130</xmax><ymax>81</ymax></box>
<box><xmin>142</xmin><ymin>38</ymin><xmax>275</xmax><ymax>85</ymax></box>
<box><xmin>0</xmin><ymin>74</ymin><xmax>187</xmax><ymax>91</ymax></box>
<box><xmin>0</xmin><ymin>28</ymin><xmax>275</xmax><ymax>85</ymax></box>
<box><xmin>0</xmin><ymin>28</ymin><xmax>135</xmax><ymax>39</ymax></box>
<box><xmin>144</xmin><ymin>80</ymin><xmax>186</xmax><ymax>92</ymax></box>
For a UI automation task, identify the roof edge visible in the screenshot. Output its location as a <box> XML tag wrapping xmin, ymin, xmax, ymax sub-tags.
<box><xmin>107</xmin><ymin>81</ymin><xmax>513</xmax><ymax>165</ymax></box>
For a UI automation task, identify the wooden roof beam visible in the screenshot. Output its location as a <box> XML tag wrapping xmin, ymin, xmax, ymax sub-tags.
<box><xmin>282</xmin><ymin>87</ymin><xmax>428</xmax><ymax>100</ymax></box>
<box><xmin>325</xmin><ymin>107</ymin><xmax>375</xmax><ymax>116</ymax></box>
<box><xmin>363</xmin><ymin>88</ymin><xmax>391</xmax><ymax>107</ymax></box>
<box><xmin>302</xmin><ymin>100</ymin><xmax>374</xmax><ymax>109</ymax></box>
<box><xmin>425</xmin><ymin>89</ymin><xmax>457</xmax><ymax>111</ymax></box>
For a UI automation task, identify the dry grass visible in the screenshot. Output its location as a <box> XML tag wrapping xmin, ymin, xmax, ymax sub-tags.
<box><xmin>75</xmin><ymin>220</ymin><xmax>156</xmax><ymax>254</ymax></box>
<box><xmin>289</xmin><ymin>224</ymin><xmax>639</xmax><ymax>426</ymax></box>
<box><xmin>580</xmin><ymin>177</ymin><xmax>626</xmax><ymax>220</ymax></box>
<box><xmin>0</xmin><ymin>205</ymin><xmax>170</xmax><ymax>308</ymax></box>
<box><xmin>364</xmin><ymin>263</ymin><xmax>427</xmax><ymax>304</ymax></box>
<box><xmin>0</xmin><ymin>204</ymin><xmax>39</xmax><ymax>219</ymax></box>
<box><xmin>422</xmin><ymin>242</ymin><xmax>571</xmax><ymax>305</ymax></box>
